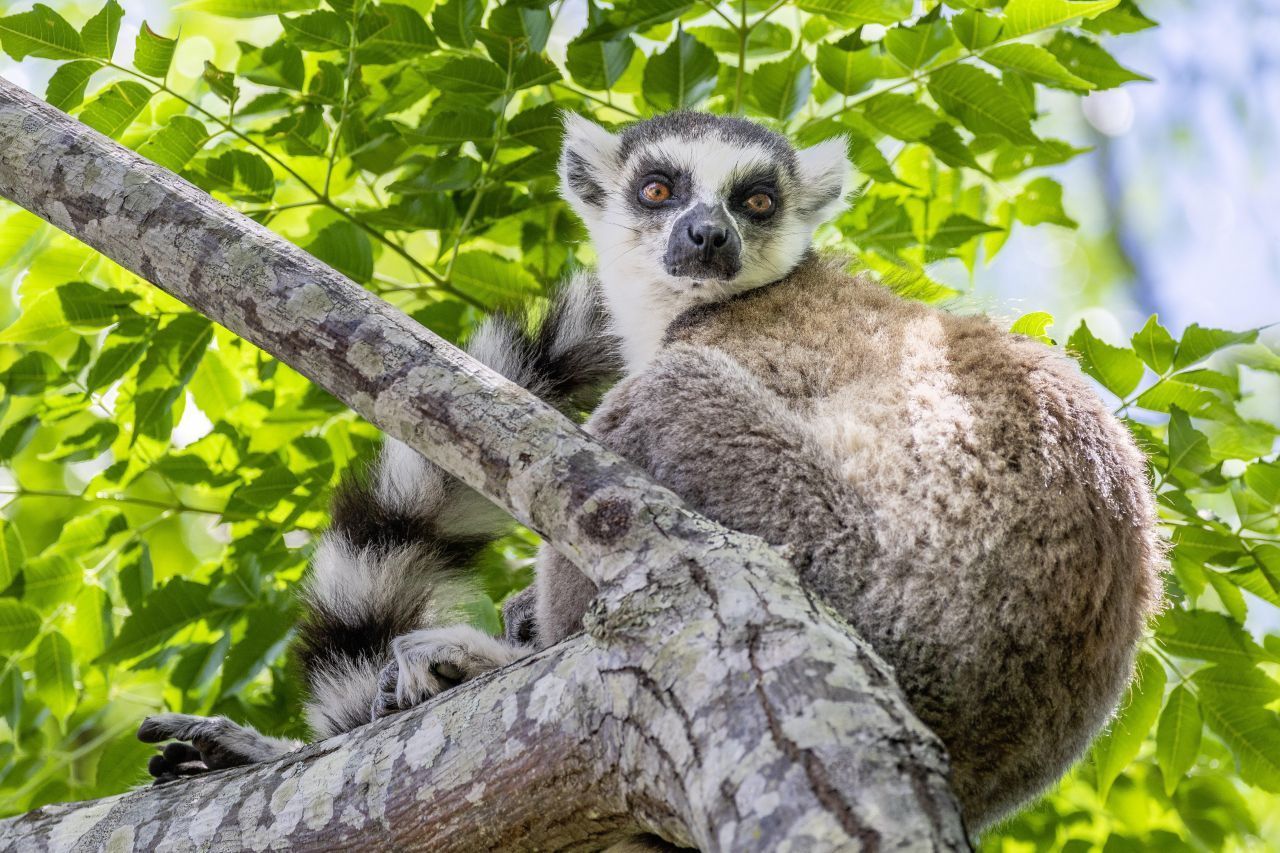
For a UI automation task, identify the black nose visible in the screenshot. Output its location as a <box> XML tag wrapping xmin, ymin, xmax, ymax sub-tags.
<box><xmin>686</xmin><ymin>221</ymin><xmax>729</xmax><ymax>254</ymax></box>
<box><xmin>665</xmin><ymin>203</ymin><xmax>742</xmax><ymax>280</ymax></box>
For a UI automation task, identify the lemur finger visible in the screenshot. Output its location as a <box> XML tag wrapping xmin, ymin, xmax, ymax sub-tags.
<box><xmin>162</xmin><ymin>742</ymin><xmax>202</xmax><ymax>765</ymax></box>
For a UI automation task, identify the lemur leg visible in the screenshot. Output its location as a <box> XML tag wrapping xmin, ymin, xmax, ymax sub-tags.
<box><xmin>371</xmin><ymin>625</ymin><xmax>527</xmax><ymax>720</ymax></box>
<box><xmin>137</xmin><ymin>713</ymin><xmax>301</xmax><ymax>782</ymax></box>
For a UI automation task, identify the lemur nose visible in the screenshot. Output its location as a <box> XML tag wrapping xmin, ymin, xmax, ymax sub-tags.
<box><xmin>687</xmin><ymin>222</ymin><xmax>729</xmax><ymax>250</ymax></box>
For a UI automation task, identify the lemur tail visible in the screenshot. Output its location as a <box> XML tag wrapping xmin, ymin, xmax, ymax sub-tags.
<box><xmin>296</xmin><ymin>271</ymin><xmax>619</xmax><ymax>738</ymax></box>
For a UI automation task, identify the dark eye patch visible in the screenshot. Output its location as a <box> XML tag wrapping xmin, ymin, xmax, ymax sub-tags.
<box><xmin>724</xmin><ymin>166</ymin><xmax>782</xmax><ymax>224</ymax></box>
<box><xmin>627</xmin><ymin>157</ymin><xmax>691</xmax><ymax>218</ymax></box>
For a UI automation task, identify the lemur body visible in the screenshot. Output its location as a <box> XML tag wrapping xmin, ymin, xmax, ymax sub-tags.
<box><xmin>141</xmin><ymin>112</ymin><xmax>1164</xmax><ymax>831</ymax></box>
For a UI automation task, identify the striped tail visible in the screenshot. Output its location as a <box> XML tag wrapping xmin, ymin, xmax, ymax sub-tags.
<box><xmin>296</xmin><ymin>271</ymin><xmax>619</xmax><ymax>737</ymax></box>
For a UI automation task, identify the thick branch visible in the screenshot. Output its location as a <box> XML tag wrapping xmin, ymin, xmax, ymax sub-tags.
<box><xmin>0</xmin><ymin>76</ymin><xmax>969</xmax><ymax>851</ymax></box>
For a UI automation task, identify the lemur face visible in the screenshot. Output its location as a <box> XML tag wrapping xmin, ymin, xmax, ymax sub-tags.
<box><xmin>558</xmin><ymin>112</ymin><xmax>850</xmax><ymax>309</ymax></box>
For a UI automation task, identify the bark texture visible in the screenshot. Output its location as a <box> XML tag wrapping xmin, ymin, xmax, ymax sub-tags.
<box><xmin>0</xmin><ymin>76</ymin><xmax>969</xmax><ymax>851</ymax></box>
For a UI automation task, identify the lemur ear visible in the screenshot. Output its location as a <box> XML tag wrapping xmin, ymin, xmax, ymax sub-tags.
<box><xmin>558</xmin><ymin>112</ymin><xmax>621</xmax><ymax>220</ymax></box>
<box><xmin>795</xmin><ymin>136</ymin><xmax>851</xmax><ymax>225</ymax></box>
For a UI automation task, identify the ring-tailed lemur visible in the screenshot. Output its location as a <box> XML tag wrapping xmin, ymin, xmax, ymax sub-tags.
<box><xmin>140</xmin><ymin>111</ymin><xmax>1164</xmax><ymax>831</ymax></box>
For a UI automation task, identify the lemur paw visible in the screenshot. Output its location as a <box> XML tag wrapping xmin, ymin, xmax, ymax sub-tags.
<box><xmin>137</xmin><ymin>713</ymin><xmax>298</xmax><ymax>784</ymax></box>
<box><xmin>502</xmin><ymin>585</ymin><xmax>539</xmax><ymax>647</ymax></box>
<box><xmin>371</xmin><ymin>625</ymin><xmax>526</xmax><ymax>721</ymax></box>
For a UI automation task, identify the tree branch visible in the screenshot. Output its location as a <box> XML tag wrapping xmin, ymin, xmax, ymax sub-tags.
<box><xmin>0</xmin><ymin>76</ymin><xmax>969</xmax><ymax>851</ymax></box>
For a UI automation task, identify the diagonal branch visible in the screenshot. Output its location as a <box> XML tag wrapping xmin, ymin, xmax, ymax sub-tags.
<box><xmin>0</xmin><ymin>76</ymin><xmax>968</xmax><ymax>851</ymax></box>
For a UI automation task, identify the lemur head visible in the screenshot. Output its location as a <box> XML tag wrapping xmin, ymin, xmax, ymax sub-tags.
<box><xmin>558</xmin><ymin>111</ymin><xmax>850</xmax><ymax>368</ymax></box>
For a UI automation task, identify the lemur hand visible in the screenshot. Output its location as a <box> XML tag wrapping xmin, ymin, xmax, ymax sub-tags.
<box><xmin>370</xmin><ymin>625</ymin><xmax>526</xmax><ymax>721</ymax></box>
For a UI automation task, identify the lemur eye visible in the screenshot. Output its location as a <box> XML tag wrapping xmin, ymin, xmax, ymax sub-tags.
<box><xmin>744</xmin><ymin>193</ymin><xmax>775</xmax><ymax>215</ymax></box>
<box><xmin>640</xmin><ymin>180</ymin><xmax>672</xmax><ymax>205</ymax></box>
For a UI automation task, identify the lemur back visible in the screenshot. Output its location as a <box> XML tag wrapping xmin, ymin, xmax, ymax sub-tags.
<box><xmin>535</xmin><ymin>255</ymin><xmax>1164</xmax><ymax>826</ymax></box>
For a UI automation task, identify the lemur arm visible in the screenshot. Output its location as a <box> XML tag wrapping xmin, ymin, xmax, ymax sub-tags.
<box><xmin>589</xmin><ymin>343</ymin><xmax>874</xmax><ymax>576</ymax></box>
<box><xmin>138</xmin><ymin>271</ymin><xmax>622</xmax><ymax>776</ymax></box>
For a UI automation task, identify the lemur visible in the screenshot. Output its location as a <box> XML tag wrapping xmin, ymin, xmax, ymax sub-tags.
<box><xmin>140</xmin><ymin>111</ymin><xmax>1165</xmax><ymax>831</ymax></box>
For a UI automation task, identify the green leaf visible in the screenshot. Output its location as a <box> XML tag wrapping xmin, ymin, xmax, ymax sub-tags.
<box><xmin>1082</xmin><ymin>0</ymin><xmax>1157</xmax><ymax>34</ymax></box>
<box><xmin>1244</xmin><ymin>462</ymin><xmax>1280</xmax><ymax>505</ymax></box>
<box><xmin>1174</xmin><ymin>324</ymin><xmax>1258</xmax><ymax>370</ymax></box>
<box><xmin>578</xmin><ymin>0</ymin><xmax>693</xmax><ymax>43</ymax></box>
<box><xmin>566</xmin><ymin>36</ymin><xmax>636</xmax><ymax>90</ymax></box>
<box><xmin>1</xmin><ymin>351</ymin><xmax>59</xmax><ymax>395</ymax></box>
<box><xmin>1198</xmin><ymin>685</ymin><xmax>1280</xmax><ymax>792</ymax></box>
<box><xmin>45</xmin><ymin>60</ymin><xmax>98</xmax><ymax>112</ymax></box>
<box><xmin>432</xmin><ymin>0</ymin><xmax>483</xmax><ymax>48</ymax></box>
<box><xmin>796</xmin><ymin>0</ymin><xmax>913</xmax><ymax>28</ymax></box>
<box><xmin>201</xmin><ymin>150</ymin><xmax>275</xmax><ymax>202</ymax></box>
<box><xmin>863</xmin><ymin>92</ymin><xmax>941</xmax><ymax>141</ymax></box>
<box><xmin>35</xmin><ymin>631</ymin><xmax>76</xmax><ymax>721</ymax></box>
<box><xmin>927</xmin><ymin>64</ymin><xmax>1037</xmax><ymax>145</ymax></box>
<box><xmin>0</xmin><ymin>521</ymin><xmax>23</xmax><ymax>591</ymax></box>
<box><xmin>56</xmin><ymin>281</ymin><xmax>135</xmax><ymax>327</ymax></box>
<box><xmin>510</xmin><ymin>53</ymin><xmax>561</xmax><ymax>91</ymax></box>
<box><xmin>952</xmin><ymin>10</ymin><xmax>1003</xmax><ymax>50</ymax></box>
<box><xmin>1092</xmin><ymin>651</ymin><xmax>1166</xmax><ymax>800</ymax></box>
<box><xmin>1156</xmin><ymin>685</ymin><xmax>1202</xmax><ymax>796</ymax></box>
<box><xmin>1191</xmin><ymin>664</ymin><xmax>1280</xmax><ymax>707</ymax></box>
<box><xmin>450</xmin><ymin>252</ymin><xmax>540</xmax><ymax>308</ymax></box>
<box><xmin>86</xmin><ymin>332</ymin><xmax>151</xmax><ymax>391</ymax></box>
<box><xmin>688</xmin><ymin>22</ymin><xmax>791</xmax><ymax>58</ymax></box>
<box><xmin>0</xmin><ymin>4</ymin><xmax>86</xmax><ymax>61</ymax></box>
<box><xmin>642</xmin><ymin>30</ymin><xmax>718</xmax><ymax>112</ymax></box>
<box><xmin>97</xmin><ymin>578</ymin><xmax>213</xmax><ymax>664</ymax></box>
<box><xmin>226</xmin><ymin>467</ymin><xmax>302</xmax><ymax>514</ymax></box>
<box><xmin>176</xmin><ymin>0</ymin><xmax>319</xmax><ymax>17</ymax></box>
<box><xmin>928</xmin><ymin>214</ymin><xmax>1002</xmax><ymax>250</ymax></box>
<box><xmin>132</xmin><ymin>314</ymin><xmax>214</xmax><ymax>443</ymax></box>
<box><xmin>0</xmin><ymin>600</ymin><xmax>40</xmax><ymax>652</ymax></box>
<box><xmin>1010</xmin><ymin>311</ymin><xmax>1054</xmax><ymax>340</ymax></box>
<box><xmin>426</xmin><ymin>56</ymin><xmax>507</xmax><ymax>96</ymax></box>
<box><xmin>752</xmin><ymin>51</ymin><xmax>812</xmax><ymax>122</ymax></box>
<box><xmin>218</xmin><ymin>611</ymin><xmax>292</xmax><ymax>697</ymax></box>
<box><xmin>1067</xmin><ymin>321</ymin><xmax>1144</xmax><ymax>397</ymax></box>
<box><xmin>79</xmin><ymin>81</ymin><xmax>152</xmax><ymax>140</ymax></box>
<box><xmin>1047</xmin><ymin>32</ymin><xmax>1151</xmax><ymax>89</ymax></box>
<box><xmin>237</xmin><ymin>38</ymin><xmax>305</xmax><ymax>91</ymax></box>
<box><xmin>1167</xmin><ymin>407</ymin><xmax>1211</xmax><ymax>475</ymax></box>
<box><xmin>280</xmin><ymin>10</ymin><xmax>349</xmax><ymax>51</ymax></box>
<box><xmin>883</xmin><ymin>19</ymin><xmax>953</xmax><ymax>71</ymax></box>
<box><xmin>411</xmin><ymin>107</ymin><xmax>494</xmax><ymax>145</ymax></box>
<box><xmin>137</xmin><ymin>116</ymin><xmax>211</xmax><ymax>172</ymax></box>
<box><xmin>355</xmin><ymin>3</ymin><xmax>437</xmax><ymax>64</ymax></box>
<box><xmin>1158</xmin><ymin>609</ymin><xmax>1261</xmax><ymax>667</ymax></box>
<box><xmin>305</xmin><ymin>221</ymin><xmax>373</xmax><ymax>284</ymax></box>
<box><xmin>1001</xmin><ymin>0</ymin><xmax>1121</xmax><ymax>38</ymax></box>
<box><xmin>80</xmin><ymin>0</ymin><xmax>123</xmax><ymax>59</ymax></box>
<box><xmin>815</xmin><ymin>44</ymin><xmax>886</xmax><ymax>96</ymax></box>
<box><xmin>1135</xmin><ymin>380</ymin><xmax>1218</xmax><ymax>416</ymax></box>
<box><xmin>134</xmin><ymin>22</ymin><xmax>176</xmax><ymax>78</ymax></box>
<box><xmin>1014</xmin><ymin>176</ymin><xmax>1076</xmax><ymax>227</ymax></box>
<box><xmin>506</xmin><ymin>103</ymin><xmax>561</xmax><ymax>151</ymax></box>
<box><xmin>981</xmin><ymin>44</ymin><xmax>1093</xmax><ymax>91</ymax></box>
<box><xmin>202</xmin><ymin>61</ymin><xmax>239</xmax><ymax>105</ymax></box>
<box><xmin>1131</xmin><ymin>314</ymin><xmax>1176</xmax><ymax>374</ymax></box>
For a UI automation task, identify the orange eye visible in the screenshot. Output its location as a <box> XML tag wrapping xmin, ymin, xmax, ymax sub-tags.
<box><xmin>745</xmin><ymin>193</ymin><xmax>774</xmax><ymax>215</ymax></box>
<box><xmin>641</xmin><ymin>181</ymin><xmax>671</xmax><ymax>204</ymax></box>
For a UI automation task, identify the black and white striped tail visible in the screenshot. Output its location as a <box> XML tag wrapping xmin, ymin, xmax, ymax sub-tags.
<box><xmin>296</xmin><ymin>271</ymin><xmax>619</xmax><ymax>737</ymax></box>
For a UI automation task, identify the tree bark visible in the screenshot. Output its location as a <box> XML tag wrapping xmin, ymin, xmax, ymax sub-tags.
<box><xmin>0</xmin><ymin>76</ymin><xmax>969</xmax><ymax>851</ymax></box>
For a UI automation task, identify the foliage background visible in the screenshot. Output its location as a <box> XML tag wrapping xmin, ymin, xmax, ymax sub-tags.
<box><xmin>0</xmin><ymin>0</ymin><xmax>1278</xmax><ymax>848</ymax></box>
